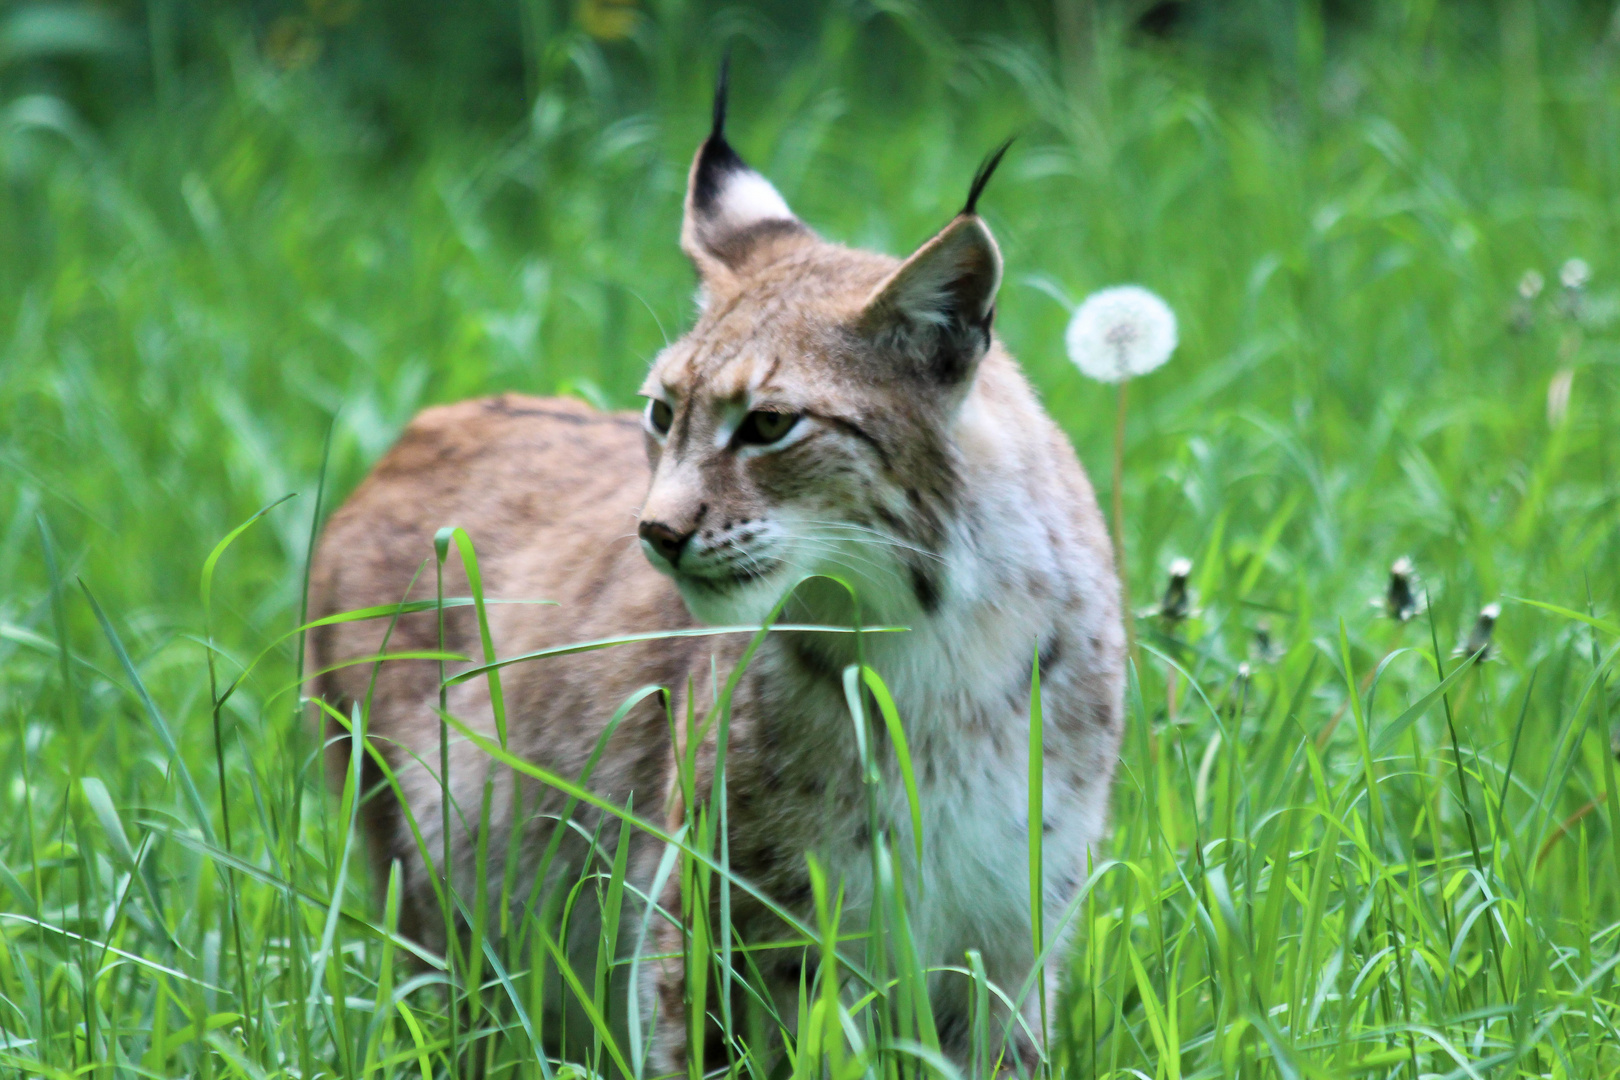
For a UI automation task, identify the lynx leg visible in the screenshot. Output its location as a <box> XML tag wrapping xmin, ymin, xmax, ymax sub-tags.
<box><xmin>1009</xmin><ymin>963</ymin><xmax>1065</xmax><ymax>1075</ymax></box>
<box><xmin>645</xmin><ymin>891</ymin><xmax>690</xmax><ymax>1077</ymax></box>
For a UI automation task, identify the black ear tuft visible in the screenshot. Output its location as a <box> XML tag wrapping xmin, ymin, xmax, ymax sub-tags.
<box><xmin>711</xmin><ymin>49</ymin><xmax>730</xmax><ymax>141</ymax></box>
<box><xmin>693</xmin><ymin>53</ymin><xmax>746</xmax><ymax>213</ymax></box>
<box><xmin>962</xmin><ymin>136</ymin><xmax>1015</xmax><ymax>217</ymax></box>
<box><xmin>682</xmin><ymin>53</ymin><xmax>810</xmax><ymax>276</ymax></box>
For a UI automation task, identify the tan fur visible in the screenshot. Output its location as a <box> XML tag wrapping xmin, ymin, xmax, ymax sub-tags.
<box><xmin>308</xmin><ymin>122</ymin><xmax>1123</xmax><ymax>1074</ymax></box>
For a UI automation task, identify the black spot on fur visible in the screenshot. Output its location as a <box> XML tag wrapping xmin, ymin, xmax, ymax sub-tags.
<box><xmin>816</xmin><ymin>410</ymin><xmax>891</xmax><ymax>471</ymax></box>
<box><xmin>873</xmin><ymin>504</ymin><xmax>907</xmax><ymax>537</ymax></box>
<box><xmin>1038</xmin><ymin>634</ymin><xmax>1063</xmax><ymax>674</ymax></box>
<box><xmin>909</xmin><ymin>563</ymin><xmax>941</xmax><ymax>613</ymax></box>
<box><xmin>936</xmin><ymin>1007</ymin><xmax>970</xmax><ymax>1051</ymax></box>
<box><xmin>738</xmin><ymin>843</ymin><xmax>784</xmax><ymax>876</ymax></box>
<box><xmin>786</xmin><ymin>635</ymin><xmax>841</xmax><ymax>684</ymax></box>
<box><xmin>776</xmin><ymin>877</ymin><xmax>813</xmax><ymax>908</ymax></box>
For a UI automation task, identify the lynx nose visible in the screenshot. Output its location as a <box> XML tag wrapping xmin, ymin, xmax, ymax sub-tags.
<box><xmin>639</xmin><ymin>520</ymin><xmax>694</xmax><ymax>568</ymax></box>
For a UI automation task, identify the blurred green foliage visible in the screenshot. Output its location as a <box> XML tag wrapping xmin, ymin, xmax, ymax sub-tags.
<box><xmin>5</xmin><ymin>0</ymin><xmax>1618</xmax><ymax>625</ymax></box>
<box><xmin>1</xmin><ymin>0</ymin><xmax>1619</xmax><ymax>1076</ymax></box>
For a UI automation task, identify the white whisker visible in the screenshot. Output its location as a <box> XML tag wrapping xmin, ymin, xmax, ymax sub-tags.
<box><xmin>783</xmin><ymin>536</ymin><xmax>898</xmax><ymax>578</ymax></box>
<box><xmin>793</xmin><ymin>518</ymin><xmax>946</xmax><ymax>563</ymax></box>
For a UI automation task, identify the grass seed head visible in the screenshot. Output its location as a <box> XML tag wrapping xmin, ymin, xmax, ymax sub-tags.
<box><xmin>1066</xmin><ymin>284</ymin><xmax>1178</xmax><ymax>383</ymax></box>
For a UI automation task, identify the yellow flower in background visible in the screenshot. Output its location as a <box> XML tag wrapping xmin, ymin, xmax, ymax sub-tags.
<box><xmin>265</xmin><ymin>16</ymin><xmax>321</xmax><ymax>70</ymax></box>
<box><xmin>578</xmin><ymin>0</ymin><xmax>638</xmax><ymax>40</ymax></box>
<box><xmin>263</xmin><ymin>0</ymin><xmax>359</xmax><ymax>71</ymax></box>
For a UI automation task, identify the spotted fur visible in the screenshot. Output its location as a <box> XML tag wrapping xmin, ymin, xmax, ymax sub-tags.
<box><xmin>307</xmin><ymin>80</ymin><xmax>1123</xmax><ymax>1074</ymax></box>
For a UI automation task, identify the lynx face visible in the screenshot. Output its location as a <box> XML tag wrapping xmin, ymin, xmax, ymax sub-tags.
<box><xmin>636</xmin><ymin>131</ymin><xmax>1005</xmax><ymax>627</ymax></box>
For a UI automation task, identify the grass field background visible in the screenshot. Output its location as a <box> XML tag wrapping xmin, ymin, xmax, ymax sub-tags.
<box><xmin>2</xmin><ymin>1</ymin><xmax>1619</xmax><ymax>1076</ymax></box>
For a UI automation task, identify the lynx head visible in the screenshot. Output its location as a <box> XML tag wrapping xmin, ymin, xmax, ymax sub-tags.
<box><xmin>637</xmin><ymin>70</ymin><xmax>1011</xmax><ymax>627</ymax></box>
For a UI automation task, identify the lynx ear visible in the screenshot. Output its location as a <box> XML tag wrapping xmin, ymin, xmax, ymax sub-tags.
<box><xmin>857</xmin><ymin>216</ymin><xmax>1003</xmax><ymax>382</ymax></box>
<box><xmin>682</xmin><ymin>60</ymin><xmax>811</xmax><ymax>284</ymax></box>
<box><xmin>857</xmin><ymin>141</ymin><xmax>1011</xmax><ymax>383</ymax></box>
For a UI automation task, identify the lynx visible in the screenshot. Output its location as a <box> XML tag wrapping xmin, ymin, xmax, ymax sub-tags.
<box><xmin>308</xmin><ymin>74</ymin><xmax>1124</xmax><ymax>1074</ymax></box>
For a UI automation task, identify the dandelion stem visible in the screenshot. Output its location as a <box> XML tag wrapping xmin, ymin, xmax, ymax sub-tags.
<box><xmin>1112</xmin><ymin>380</ymin><xmax>1135</xmax><ymax>658</ymax></box>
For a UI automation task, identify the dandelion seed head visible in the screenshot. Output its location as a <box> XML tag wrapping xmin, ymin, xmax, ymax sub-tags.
<box><xmin>1560</xmin><ymin>258</ymin><xmax>1590</xmax><ymax>290</ymax></box>
<box><xmin>1386</xmin><ymin>556</ymin><xmax>1421</xmax><ymax>622</ymax></box>
<box><xmin>1251</xmin><ymin>619</ymin><xmax>1284</xmax><ymax>664</ymax></box>
<box><xmin>1158</xmin><ymin>557</ymin><xmax>1194</xmax><ymax>621</ymax></box>
<box><xmin>1518</xmin><ymin>270</ymin><xmax>1544</xmax><ymax>300</ymax></box>
<box><xmin>1065</xmin><ymin>285</ymin><xmax>1178</xmax><ymax>383</ymax></box>
<box><xmin>1458</xmin><ymin>601</ymin><xmax>1502</xmax><ymax>663</ymax></box>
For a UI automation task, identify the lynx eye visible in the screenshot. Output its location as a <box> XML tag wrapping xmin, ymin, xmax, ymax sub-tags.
<box><xmin>645</xmin><ymin>399</ymin><xmax>674</xmax><ymax>437</ymax></box>
<box><xmin>736</xmin><ymin>410</ymin><xmax>800</xmax><ymax>447</ymax></box>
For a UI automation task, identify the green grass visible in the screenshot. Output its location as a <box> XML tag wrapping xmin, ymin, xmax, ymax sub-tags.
<box><xmin>3</xmin><ymin>3</ymin><xmax>1620</xmax><ymax>1076</ymax></box>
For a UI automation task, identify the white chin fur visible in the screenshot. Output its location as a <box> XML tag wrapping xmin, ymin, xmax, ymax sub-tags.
<box><xmin>675</xmin><ymin>573</ymin><xmax>788</xmax><ymax>627</ymax></box>
<box><xmin>679</xmin><ymin>568</ymin><xmax>918</xmax><ymax>631</ymax></box>
<box><xmin>659</xmin><ymin>532</ymin><xmax>921</xmax><ymax>628</ymax></box>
